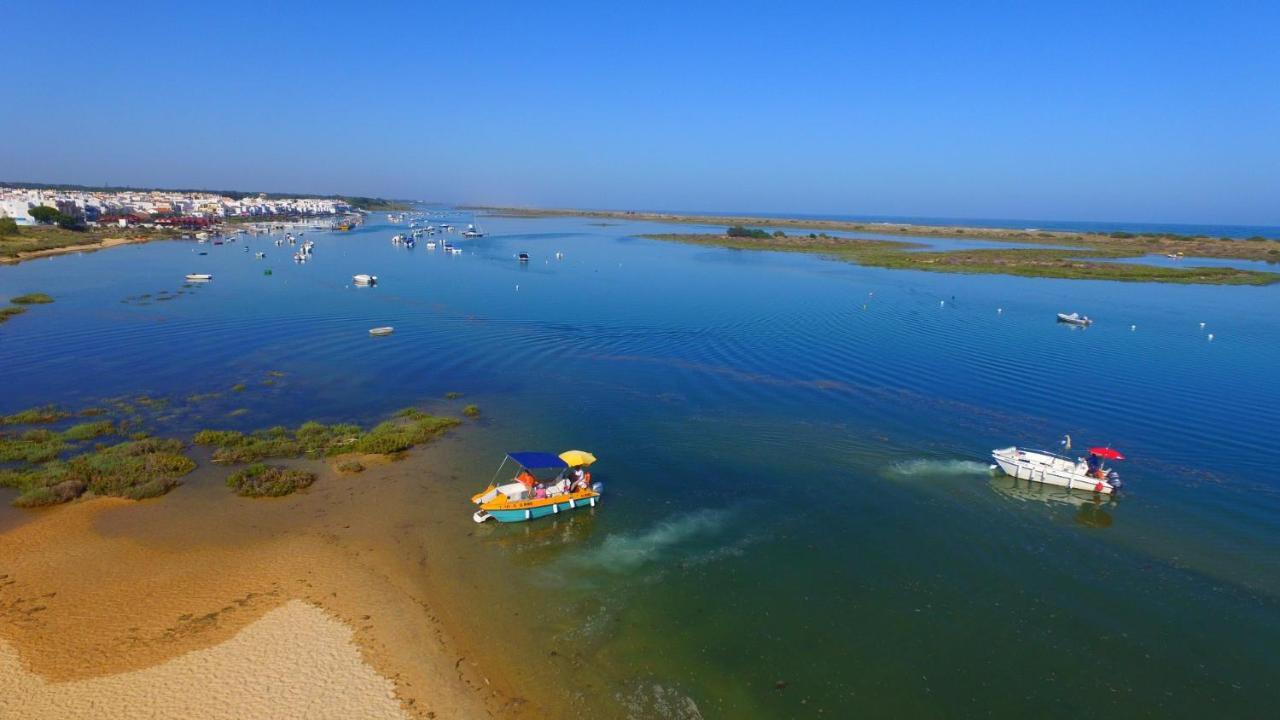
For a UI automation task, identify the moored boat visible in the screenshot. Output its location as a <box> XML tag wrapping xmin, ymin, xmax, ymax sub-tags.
<box><xmin>352</xmin><ymin>274</ymin><xmax>377</xmax><ymax>286</ymax></box>
<box><xmin>991</xmin><ymin>445</ymin><xmax>1123</xmax><ymax>494</ymax></box>
<box><xmin>472</xmin><ymin>451</ymin><xmax>602</xmax><ymax>523</ymax></box>
<box><xmin>184</xmin><ymin>273</ymin><xmax>212</xmax><ymax>281</ymax></box>
<box><xmin>369</xmin><ymin>326</ymin><xmax>394</xmax><ymax>336</ymax></box>
<box><xmin>1056</xmin><ymin>312</ymin><xmax>1093</xmax><ymax>326</ymax></box>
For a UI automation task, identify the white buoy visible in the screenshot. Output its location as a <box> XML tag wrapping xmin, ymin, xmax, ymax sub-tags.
<box><xmin>1200</xmin><ymin>322</ymin><xmax>1206</xmax><ymax>328</ymax></box>
<box><xmin>1208</xmin><ymin>333</ymin><xmax>1214</xmax><ymax>341</ymax></box>
<box><xmin>515</xmin><ymin>284</ymin><xmax>520</xmax><ymax>291</ymax></box>
<box><xmin>940</xmin><ymin>300</ymin><xmax>945</xmax><ymax>307</ymax></box>
<box><xmin>997</xmin><ymin>308</ymin><xmax>1003</xmax><ymax>314</ymax></box>
<box><xmin>1131</xmin><ymin>324</ymin><xmax>1136</xmax><ymax>331</ymax></box>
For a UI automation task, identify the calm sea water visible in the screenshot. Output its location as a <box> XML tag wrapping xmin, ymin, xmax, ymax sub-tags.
<box><xmin>2</xmin><ymin>212</ymin><xmax>1279</xmax><ymax>718</ymax></box>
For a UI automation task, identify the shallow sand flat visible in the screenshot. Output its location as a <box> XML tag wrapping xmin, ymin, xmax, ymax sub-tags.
<box><xmin>0</xmin><ymin>599</ymin><xmax>408</xmax><ymax>720</ymax></box>
<box><xmin>0</xmin><ymin>456</ymin><xmax>521</xmax><ymax>719</ymax></box>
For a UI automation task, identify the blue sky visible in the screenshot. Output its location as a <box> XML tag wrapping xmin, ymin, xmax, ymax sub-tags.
<box><xmin>4</xmin><ymin>1</ymin><xmax>1278</xmax><ymax>224</ymax></box>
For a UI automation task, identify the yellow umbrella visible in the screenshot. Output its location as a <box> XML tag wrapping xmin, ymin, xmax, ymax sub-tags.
<box><xmin>559</xmin><ymin>450</ymin><xmax>597</xmax><ymax>467</ymax></box>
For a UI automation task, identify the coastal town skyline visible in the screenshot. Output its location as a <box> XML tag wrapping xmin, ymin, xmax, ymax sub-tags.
<box><xmin>6</xmin><ymin>1</ymin><xmax>1279</xmax><ymax>226</ymax></box>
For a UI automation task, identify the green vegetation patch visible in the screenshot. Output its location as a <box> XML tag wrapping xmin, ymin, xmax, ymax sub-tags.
<box><xmin>1</xmin><ymin>404</ymin><xmax>70</xmax><ymax>425</ymax></box>
<box><xmin>60</xmin><ymin>420</ymin><xmax>116</xmax><ymax>441</ymax></box>
<box><xmin>0</xmin><ymin>305</ymin><xmax>28</xmax><ymax>324</ymax></box>
<box><xmin>0</xmin><ymin>437</ymin><xmax>194</xmax><ymax>506</ymax></box>
<box><xmin>10</xmin><ymin>293</ymin><xmax>53</xmax><ymax>304</ymax></box>
<box><xmin>726</xmin><ymin>225</ymin><xmax>772</xmax><ymax>239</ymax></box>
<box><xmin>196</xmin><ymin>414</ymin><xmax>453</xmax><ymax>464</ymax></box>
<box><xmin>463</xmin><ymin>405</ymin><xmax>481</xmax><ymax>418</ymax></box>
<box><xmin>226</xmin><ymin>463</ymin><xmax>316</xmax><ymax>497</ymax></box>
<box><xmin>0</xmin><ymin>429</ymin><xmax>68</xmax><ymax>463</ymax></box>
<box><xmin>0</xmin><ymin>223</ymin><xmax>178</xmax><ymax>259</ymax></box>
<box><xmin>337</xmin><ymin>460</ymin><xmax>365</xmax><ymax>473</ymax></box>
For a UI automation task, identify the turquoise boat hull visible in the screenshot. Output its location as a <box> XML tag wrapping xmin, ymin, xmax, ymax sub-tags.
<box><xmin>485</xmin><ymin>495</ymin><xmax>600</xmax><ymax>523</ymax></box>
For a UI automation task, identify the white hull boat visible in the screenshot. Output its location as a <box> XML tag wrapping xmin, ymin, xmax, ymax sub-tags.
<box><xmin>369</xmin><ymin>326</ymin><xmax>394</xmax><ymax>336</ymax></box>
<box><xmin>352</xmin><ymin>274</ymin><xmax>377</xmax><ymax>286</ymax></box>
<box><xmin>185</xmin><ymin>273</ymin><xmax>212</xmax><ymax>281</ymax></box>
<box><xmin>991</xmin><ymin>447</ymin><xmax>1121</xmax><ymax>495</ymax></box>
<box><xmin>1057</xmin><ymin>312</ymin><xmax>1093</xmax><ymax>326</ymax></box>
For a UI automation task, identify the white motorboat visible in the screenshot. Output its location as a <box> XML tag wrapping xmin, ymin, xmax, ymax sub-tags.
<box><xmin>991</xmin><ymin>445</ymin><xmax>1123</xmax><ymax>494</ymax></box>
<box><xmin>255</xmin><ymin>252</ymin><xmax>266</xmax><ymax>259</ymax></box>
<box><xmin>369</xmin><ymin>326</ymin><xmax>394</xmax><ymax>336</ymax></box>
<box><xmin>461</xmin><ymin>223</ymin><xmax>485</xmax><ymax>238</ymax></box>
<box><xmin>184</xmin><ymin>273</ymin><xmax>212</xmax><ymax>281</ymax></box>
<box><xmin>1056</xmin><ymin>312</ymin><xmax>1093</xmax><ymax>326</ymax></box>
<box><xmin>353</xmin><ymin>274</ymin><xmax>377</xmax><ymax>286</ymax></box>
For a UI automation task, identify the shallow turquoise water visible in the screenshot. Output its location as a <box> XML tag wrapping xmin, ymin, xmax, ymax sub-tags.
<box><xmin>2</xmin><ymin>213</ymin><xmax>1278</xmax><ymax>717</ymax></box>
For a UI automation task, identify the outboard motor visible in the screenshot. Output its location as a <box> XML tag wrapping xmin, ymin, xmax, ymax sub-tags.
<box><xmin>1107</xmin><ymin>470</ymin><xmax>1122</xmax><ymax>490</ymax></box>
<box><xmin>591</xmin><ymin>482</ymin><xmax>604</xmax><ymax>494</ymax></box>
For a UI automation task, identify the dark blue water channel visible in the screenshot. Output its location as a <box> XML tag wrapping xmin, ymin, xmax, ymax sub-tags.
<box><xmin>2</xmin><ymin>212</ymin><xmax>1278</xmax><ymax>718</ymax></box>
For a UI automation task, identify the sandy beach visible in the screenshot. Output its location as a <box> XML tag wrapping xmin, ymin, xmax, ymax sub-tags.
<box><xmin>0</xmin><ymin>600</ymin><xmax>408</xmax><ymax>720</ymax></box>
<box><xmin>0</xmin><ymin>454</ymin><xmax>532</xmax><ymax>719</ymax></box>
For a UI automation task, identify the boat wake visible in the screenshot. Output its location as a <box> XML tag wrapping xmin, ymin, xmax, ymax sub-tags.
<box><xmin>886</xmin><ymin>458</ymin><xmax>992</xmax><ymax>478</ymax></box>
<box><xmin>572</xmin><ymin>509</ymin><xmax>733</xmax><ymax>573</ymax></box>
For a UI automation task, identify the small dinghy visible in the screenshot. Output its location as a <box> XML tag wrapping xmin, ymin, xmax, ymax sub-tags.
<box><xmin>255</xmin><ymin>252</ymin><xmax>266</xmax><ymax>259</ymax></box>
<box><xmin>185</xmin><ymin>273</ymin><xmax>212</xmax><ymax>281</ymax></box>
<box><xmin>991</xmin><ymin>444</ymin><xmax>1123</xmax><ymax>495</ymax></box>
<box><xmin>518</xmin><ymin>252</ymin><xmax>530</xmax><ymax>262</ymax></box>
<box><xmin>352</xmin><ymin>274</ymin><xmax>377</xmax><ymax>286</ymax></box>
<box><xmin>369</xmin><ymin>326</ymin><xmax>394</xmax><ymax>336</ymax></box>
<box><xmin>1056</xmin><ymin>312</ymin><xmax>1092</xmax><ymax>326</ymax></box>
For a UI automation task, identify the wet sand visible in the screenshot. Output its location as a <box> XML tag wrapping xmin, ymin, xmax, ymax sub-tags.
<box><xmin>0</xmin><ymin>449</ymin><xmax>540</xmax><ymax>719</ymax></box>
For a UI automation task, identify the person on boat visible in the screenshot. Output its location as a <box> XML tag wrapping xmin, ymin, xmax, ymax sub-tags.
<box><xmin>534</xmin><ymin>483</ymin><xmax>548</xmax><ymax>499</ymax></box>
<box><xmin>517</xmin><ymin>469</ymin><xmax>536</xmax><ymax>491</ymax></box>
<box><xmin>570</xmin><ymin>467</ymin><xmax>589</xmax><ymax>492</ymax></box>
<box><xmin>1086</xmin><ymin>452</ymin><xmax>1103</xmax><ymax>479</ymax></box>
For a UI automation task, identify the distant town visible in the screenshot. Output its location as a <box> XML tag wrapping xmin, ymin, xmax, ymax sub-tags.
<box><xmin>0</xmin><ymin>184</ymin><xmax>397</xmax><ymax>229</ymax></box>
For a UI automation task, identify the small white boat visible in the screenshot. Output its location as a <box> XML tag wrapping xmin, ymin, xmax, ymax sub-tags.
<box><xmin>185</xmin><ymin>273</ymin><xmax>212</xmax><ymax>281</ymax></box>
<box><xmin>991</xmin><ymin>446</ymin><xmax>1123</xmax><ymax>495</ymax></box>
<box><xmin>369</xmin><ymin>326</ymin><xmax>394</xmax><ymax>336</ymax></box>
<box><xmin>1056</xmin><ymin>312</ymin><xmax>1092</xmax><ymax>326</ymax></box>
<box><xmin>448</xmin><ymin>247</ymin><xmax>463</xmax><ymax>255</ymax></box>
<box><xmin>461</xmin><ymin>223</ymin><xmax>485</xmax><ymax>238</ymax></box>
<box><xmin>255</xmin><ymin>252</ymin><xmax>266</xmax><ymax>259</ymax></box>
<box><xmin>353</xmin><ymin>274</ymin><xmax>377</xmax><ymax>286</ymax></box>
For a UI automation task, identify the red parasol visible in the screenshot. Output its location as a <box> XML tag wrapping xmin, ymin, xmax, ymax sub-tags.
<box><xmin>1089</xmin><ymin>447</ymin><xmax>1125</xmax><ymax>461</ymax></box>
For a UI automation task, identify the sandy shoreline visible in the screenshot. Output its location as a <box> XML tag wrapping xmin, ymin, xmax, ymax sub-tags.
<box><xmin>0</xmin><ymin>454</ymin><xmax>533</xmax><ymax>719</ymax></box>
<box><xmin>0</xmin><ymin>235</ymin><xmax>162</xmax><ymax>265</ymax></box>
<box><xmin>0</xmin><ymin>600</ymin><xmax>409</xmax><ymax>720</ymax></box>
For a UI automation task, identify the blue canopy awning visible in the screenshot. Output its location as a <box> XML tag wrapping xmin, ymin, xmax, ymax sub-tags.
<box><xmin>507</xmin><ymin>451</ymin><xmax>568</xmax><ymax>470</ymax></box>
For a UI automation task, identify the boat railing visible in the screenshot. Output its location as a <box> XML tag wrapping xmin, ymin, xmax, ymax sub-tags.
<box><xmin>1015</xmin><ymin>448</ymin><xmax>1082</xmax><ymax>464</ymax></box>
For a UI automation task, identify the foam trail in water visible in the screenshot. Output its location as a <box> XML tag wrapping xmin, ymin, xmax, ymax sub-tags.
<box><xmin>886</xmin><ymin>459</ymin><xmax>993</xmax><ymax>478</ymax></box>
<box><xmin>573</xmin><ymin>509</ymin><xmax>732</xmax><ymax>572</ymax></box>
